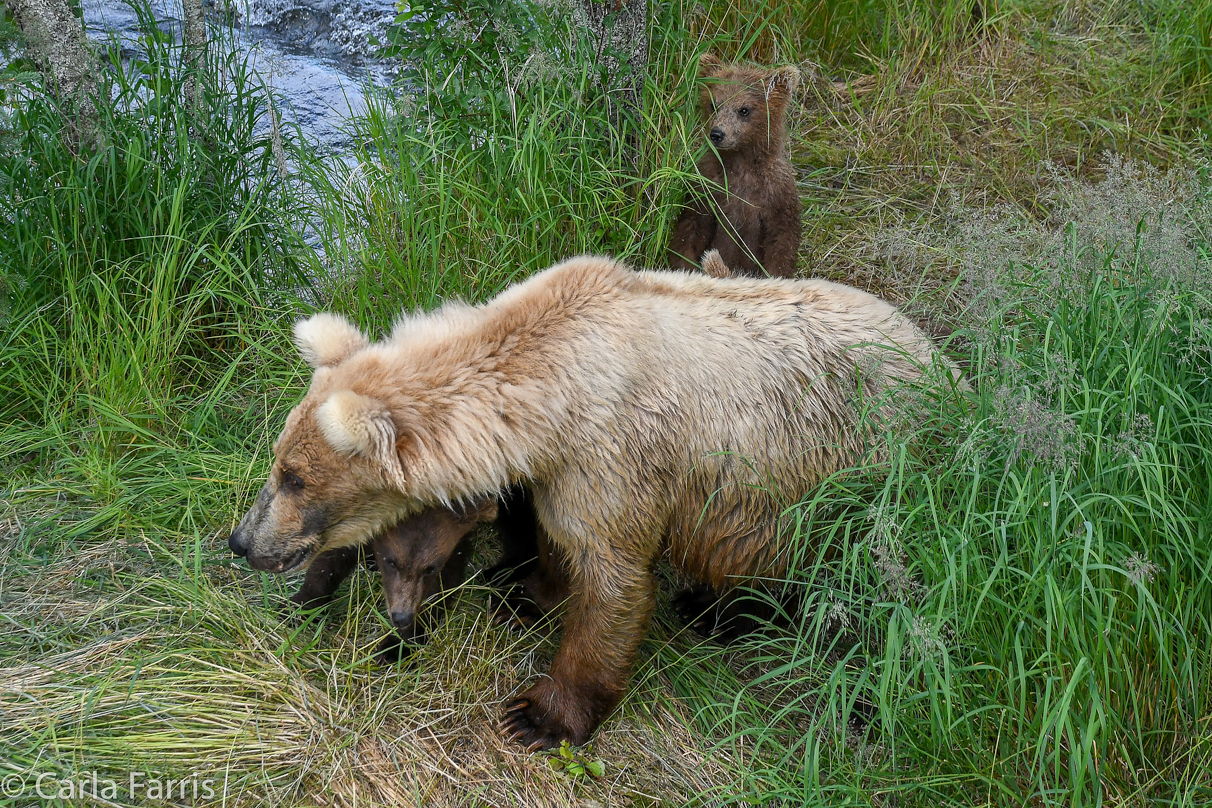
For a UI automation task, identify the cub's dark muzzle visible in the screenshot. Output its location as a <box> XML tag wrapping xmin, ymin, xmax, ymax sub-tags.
<box><xmin>228</xmin><ymin>529</ymin><xmax>249</xmax><ymax>557</ymax></box>
<box><xmin>390</xmin><ymin>609</ymin><xmax>415</xmax><ymax>630</ymax></box>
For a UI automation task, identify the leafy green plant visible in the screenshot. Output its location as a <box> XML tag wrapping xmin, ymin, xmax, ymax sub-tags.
<box><xmin>548</xmin><ymin>740</ymin><xmax>606</xmax><ymax>779</ymax></box>
<box><xmin>379</xmin><ymin>0</ymin><xmax>552</xmax><ymax>124</ymax></box>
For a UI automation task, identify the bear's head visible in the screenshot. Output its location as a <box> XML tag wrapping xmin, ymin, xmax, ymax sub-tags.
<box><xmin>228</xmin><ymin>313</ymin><xmax>423</xmax><ymax>573</ymax></box>
<box><xmin>373</xmin><ymin>498</ymin><xmax>498</xmax><ymax>636</ymax></box>
<box><xmin>696</xmin><ymin>53</ymin><xmax>799</xmax><ymax>155</ymax></box>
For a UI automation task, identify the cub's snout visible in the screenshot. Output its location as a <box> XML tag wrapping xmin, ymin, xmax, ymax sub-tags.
<box><xmin>228</xmin><ymin>529</ymin><xmax>248</xmax><ymax>557</ymax></box>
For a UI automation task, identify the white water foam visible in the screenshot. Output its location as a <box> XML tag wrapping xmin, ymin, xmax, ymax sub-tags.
<box><xmin>231</xmin><ymin>0</ymin><xmax>397</xmax><ymax>57</ymax></box>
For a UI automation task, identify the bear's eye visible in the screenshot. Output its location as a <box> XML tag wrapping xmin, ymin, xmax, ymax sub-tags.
<box><xmin>282</xmin><ymin>470</ymin><xmax>305</xmax><ymax>492</ymax></box>
<box><xmin>423</xmin><ymin>564</ymin><xmax>439</xmax><ymax>577</ymax></box>
<box><xmin>737</xmin><ymin>106</ymin><xmax>751</xmax><ymax>118</ymax></box>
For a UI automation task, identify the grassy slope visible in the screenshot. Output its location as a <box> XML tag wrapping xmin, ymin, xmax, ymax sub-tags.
<box><xmin>2</xmin><ymin>1</ymin><xmax>1212</xmax><ymax>806</ymax></box>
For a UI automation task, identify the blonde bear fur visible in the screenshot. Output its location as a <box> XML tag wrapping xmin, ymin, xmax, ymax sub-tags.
<box><xmin>229</xmin><ymin>255</ymin><xmax>957</xmax><ymax>749</ymax></box>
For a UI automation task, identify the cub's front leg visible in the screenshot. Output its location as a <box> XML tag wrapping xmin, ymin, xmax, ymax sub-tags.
<box><xmin>290</xmin><ymin>545</ymin><xmax>361</xmax><ymax>610</ymax></box>
<box><xmin>667</xmin><ymin>193</ymin><xmax>717</xmax><ymax>271</ymax></box>
<box><xmin>759</xmin><ymin>179</ymin><xmax>802</xmax><ymax>278</ymax></box>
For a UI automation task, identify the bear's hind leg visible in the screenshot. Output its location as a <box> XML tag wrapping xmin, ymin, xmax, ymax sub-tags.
<box><xmin>501</xmin><ymin>560</ymin><xmax>655</xmax><ymax>750</ymax></box>
<box><xmin>673</xmin><ymin>583</ymin><xmax>798</xmax><ymax>644</ymax></box>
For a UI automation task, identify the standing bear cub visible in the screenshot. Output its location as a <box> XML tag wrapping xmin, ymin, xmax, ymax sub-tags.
<box><xmin>228</xmin><ymin>258</ymin><xmax>957</xmax><ymax>750</ymax></box>
<box><xmin>668</xmin><ymin>53</ymin><xmax>802</xmax><ymax>278</ymax></box>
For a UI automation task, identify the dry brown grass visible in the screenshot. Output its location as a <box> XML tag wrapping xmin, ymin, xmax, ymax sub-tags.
<box><xmin>0</xmin><ymin>521</ymin><xmax>740</xmax><ymax>807</ymax></box>
<box><xmin>770</xmin><ymin>3</ymin><xmax>1206</xmax><ymax>306</ymax></box>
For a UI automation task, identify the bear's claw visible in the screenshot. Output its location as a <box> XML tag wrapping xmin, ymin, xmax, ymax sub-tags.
<box><xmin>499</xmin><ymin>697</ymin><xmax>565</xmax><ymax>751</ymax></box>
<box><xmin>375</xmin><ymin>635</ymin><xmax>408</xmax><ymax>664</ymax></box>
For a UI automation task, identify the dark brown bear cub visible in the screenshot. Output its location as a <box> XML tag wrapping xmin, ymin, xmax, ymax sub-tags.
<box><xmin>290</xmin><ymin>500</ymin><xmax>495</xmax><ymax>660</ymax></box>
<box><xmin>289</xmin><ymin>487</ymin><xmax>539</xmax><ymax>661</ymax></box>
<box><xmin>667</xmin><ymin>53</ymin><xmax>801</xmax><ymax>278</ymax></box>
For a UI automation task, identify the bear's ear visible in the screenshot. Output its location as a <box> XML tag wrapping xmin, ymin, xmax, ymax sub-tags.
<box><xmin>316</xmin><ymin>390</ymin><xmax>407</xmax><ymax>489</ymax></box>
<box><xmin>294</xmin><ymin>313</ymin><xmax>369</xmax><ymax>369</ymax></box>
<box><xmin>698</xmin><ymin>51</ymin><xmax>722</xmax><ymax>77</ymax></box>
<box><xmin>766</xmin><ymin>65</ymin><xmax>801</xmax><ymax>99</ymax></box>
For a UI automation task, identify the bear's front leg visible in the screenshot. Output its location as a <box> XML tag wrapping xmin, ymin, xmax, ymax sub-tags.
<box><xmin>667</xmin><ymin>195</ymin><xmax>717</xmax><ymax>272</ymax></box>
<box><xmin>759</xmin><ymin>184</ymin><xmax>802</xmax><ymax>278</ymax></box>
<box><xmin>500</xmin><ymin>562</ymin><xmax>655</xmax><ymax>750</ymax></box>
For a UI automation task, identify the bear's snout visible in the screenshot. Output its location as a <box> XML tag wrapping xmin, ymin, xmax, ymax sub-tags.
<box><xmin>390</xmin><ymin>609</ymin><xmax>415</xmax><ymax>631</ymax></box>
<box><xmin>228</xmin><ymin>528</ymin><xmax>249</xmax><ymax>557</ymax></box>
<box><xmin>709</xmin><ymin>127</ymin><xmax>725</xmax><ymax>144</ymax></box>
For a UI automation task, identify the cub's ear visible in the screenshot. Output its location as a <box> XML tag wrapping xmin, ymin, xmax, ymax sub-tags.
<box><xmin>294</xmin><ymin>313</ymin><xmax>369</xmax><ymax>369</ymax></box>
<box><xmin>698</xmin><ymin>51</ymin><xmax>722</xmax><ymax>77</ymax></box>
<box><xmin>767</xmin><ymin>65</ymin><xmax>801</xmax><ymax>98</ymax></box>
<box><xmin>316</xmin><ymin>390</ymin><xmax>407</xmax><ymax>489</ymax></box>
<box><xmin>457</xmin><ymin>495</ymin><xmax>499</xmax><ymax>525</ymax></box>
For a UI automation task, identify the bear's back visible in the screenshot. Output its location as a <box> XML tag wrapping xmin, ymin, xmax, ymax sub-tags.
<box><xmin>568</xmin><ymin>266</ymin><xmax>938</xmax><ymax>460</ymax></box>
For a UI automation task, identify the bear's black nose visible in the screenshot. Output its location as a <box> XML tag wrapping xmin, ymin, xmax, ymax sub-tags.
<box><xmin>228</xmin><ymin>530</ymin><xmax>248</xmax><ymax>557</ymax></box>
<box><xmin>709</xmin><ymin>128</ymin><xmax>725</xmax><ymax>143</ymax></box>
<box><xmin>391</xmin><ymin>609</ymin><xmax>415</xmax><ymax>630</ymax></box>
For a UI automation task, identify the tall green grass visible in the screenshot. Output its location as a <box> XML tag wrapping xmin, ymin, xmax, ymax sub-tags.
<box><xmin>0</xmin><ymin>4</ymin><xmax>304</xmax><ymax>440</ymax></box>
<box><xmin>298</xmin><ymin>0</ymin><xmax>713</xmax><ymax>332</ymax></box>
<box><xmin>682</xmin><ymin>242</ymin><xmax>1212</xmax><ymax>804</ymax></box>
<box><xmin>0</xmin><ymin>2</ymin><xmax>310</xmax><ymax>563</ymax></box>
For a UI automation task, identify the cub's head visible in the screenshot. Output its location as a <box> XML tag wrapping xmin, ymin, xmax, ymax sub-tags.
<box><xmin>696</xmin><ymin>53</ymin><xmax>799</xmax><ymax>154</ymax></box>
<box><xmin>228</xmin><ymin>313</ymin><xmax>417</xmax><ymax>572</ymax></box>
<box><xmin>373</xmin><ymin>498</ymin><xmax>498</xmax><ymax>636</ymax></box>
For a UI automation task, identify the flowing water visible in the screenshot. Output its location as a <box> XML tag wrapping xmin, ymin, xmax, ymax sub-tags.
<box><xmin>82</xmin><ymin>0</ymin><xmax>397</xmax><ymax>150</ymax></box>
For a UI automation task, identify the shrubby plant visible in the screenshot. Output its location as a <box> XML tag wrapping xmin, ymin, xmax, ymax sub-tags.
<box><xmin>378</xmin><ymin>0</ymin><xmax>645</xmax><ymax>135</ymax></box>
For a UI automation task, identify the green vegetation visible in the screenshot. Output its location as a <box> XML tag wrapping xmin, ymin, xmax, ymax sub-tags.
<box><xmin>2</xmin><ymin>0</ymin><xmax>1211</xmax><ymax>805</ymax></box>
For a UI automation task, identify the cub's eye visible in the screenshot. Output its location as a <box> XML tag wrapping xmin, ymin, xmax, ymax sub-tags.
<box><xmin>737</xmin><ymin>106</ymin><xmax>751</xmax><ymax>117</ymax></box>
<box><xmin>423</xmin><ymin>564</ymin><xmax>439</xmax><ymax>577</ymax></box>
<box><xmin>282</xmin><ymin>471</ymin><xmax>305</xmax><ymax>491</ymax></box>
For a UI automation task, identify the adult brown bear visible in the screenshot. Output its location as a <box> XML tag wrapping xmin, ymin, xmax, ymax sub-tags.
<box><xmin>228</xmin><ymin>256</ymin><xmax>958</xmax><ymax>749</ymax></box>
